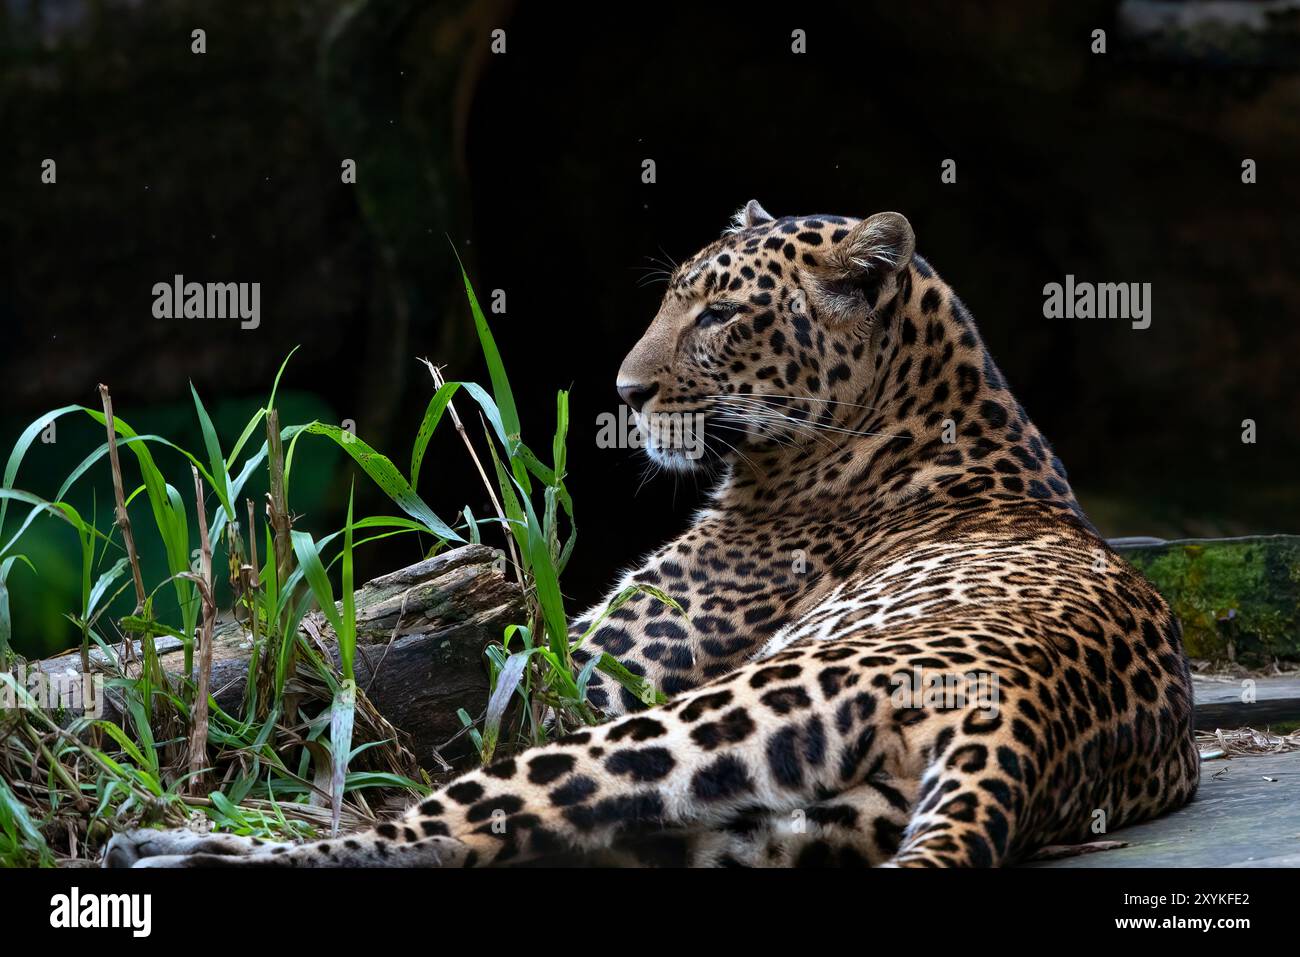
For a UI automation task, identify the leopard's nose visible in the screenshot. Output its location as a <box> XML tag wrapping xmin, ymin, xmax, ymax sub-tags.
<box><xmin>617</xmin><ymin>382</ymin><xmax>659</xmax><ymax>413</ymax></box>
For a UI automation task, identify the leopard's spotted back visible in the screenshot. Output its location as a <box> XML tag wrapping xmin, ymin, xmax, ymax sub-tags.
<box><xmin>106</xmin><ymin>203</ymin><xmax>1199</xmax><ymax>869</ymax></box>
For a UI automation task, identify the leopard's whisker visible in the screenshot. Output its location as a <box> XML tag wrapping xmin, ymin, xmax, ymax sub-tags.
<box><xmin>713</xmin><ymin>404</ymin><xmax>869</xmax><ymax>447</ymax></box>
<box><xmin>712</xmin><ymin>418</ymin><xmax>806</xmax><ymax>451</ymax></box>
<box><xmin>715</xmin><ymin>401</ymin><xmax>908</xmax><ymax>442</ymax></box>
<box><xmin>704</xmin><ymin>392</ymin><xmax>884</xmax><ymax>413</ymax></box>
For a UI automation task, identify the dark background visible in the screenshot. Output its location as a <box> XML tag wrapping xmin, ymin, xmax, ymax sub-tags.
<box><xmin>2</xmin><ymin>0</ymin><xmax>1298</xmax><ymax>658</ymax></box>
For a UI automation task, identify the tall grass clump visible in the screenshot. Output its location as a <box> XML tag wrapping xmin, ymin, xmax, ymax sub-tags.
<box><xmin>0</xmin><ymin>255</ymin><xmax>675</xmax><ymax>865</ymax></box>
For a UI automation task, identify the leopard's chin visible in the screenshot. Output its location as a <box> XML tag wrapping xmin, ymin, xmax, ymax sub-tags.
<box><xmin>643</xmin><ymin>443</ymin><xmax>707</xmax><ymax>473</ymax></box>
<box><xmin>632</xmin><ymin>408</ymin><xmax>711</xmax><ymax>472</ymax></box>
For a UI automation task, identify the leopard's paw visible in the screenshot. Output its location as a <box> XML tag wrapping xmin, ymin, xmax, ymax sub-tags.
<box><xmin>102</xmin><ymin>828</ymin><xmax>280</xmax><ymax>868</ymax></box>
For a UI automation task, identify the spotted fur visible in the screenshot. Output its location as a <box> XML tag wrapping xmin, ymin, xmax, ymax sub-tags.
<box><xmin>105</xmin><ymin>204</ymin><xmax>1198</xmax><ymax>869</ymax></box>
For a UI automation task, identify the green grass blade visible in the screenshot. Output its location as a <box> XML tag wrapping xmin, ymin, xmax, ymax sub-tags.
<box><xmin>452</xmin><ymin>252</ymin><xmax>520</xmax><ymax>445</ymax></box>
<box><xmin>553</xmin><ymin>389</ymin><xmax>569</xmax><ymax>480</ymax></box>
<box><xmin>289</xmin><ymin>530</ymin><xmax>345</xmax><ymax>639</ymax></box>
<box><xmin>410</xmin><ymin>381</ymin><xmax>461</xmax><ymax>487</ymax></box>
<box><xmin>340</xmin><ymin>484</ymin><xmax>356</xmax><ymax>682</ymax></box>
<box><xmin>0</xmin><ymin>404</ymin><xmax>80</xmax><ymax>537</ymax></box>
<box><xmin>516</xmin><ymin>484</ymin><xmax>567</xmax><ymax>660</ymax></box>
<box><xmin>86</xmin><ymin>558</ymin><xmax>129</xmax><ymax>619</ymax></box>
<box><xmin>480</xmin><ymin>649</ymin><xmax>530</xmax><ymax>763</ymax></box>
<box><xmin>0</xmin><ymin>779</ymin><xmax>54</xmax><ymax>867</ymax></box>
<box><xmin>596</xmin><ymin>653</ymin><xmax>667</xmax><ymax>707</ymax></box>
<box><xmin>484</xmin><ymin>434</ymin><xmax>528</xmax><ymax>558</ymax></box>
<box><xmin>189</xmin><ymin>382</ymin><xmax>234</xmax><ymax>520</ymax></box>
<box><xmin>329</xmin><ymin>679</ymin><xmax>356</xmax><ymax>837</ymax></box>
<box><xmin>225</xmin><ymin>345</ymin><xmax>299</xmax><ymax>466</ymax></box>
<box><xmin>300</xmin><ymin>422</ymin><xmax>462</xmax><ymax>541</ymax></box>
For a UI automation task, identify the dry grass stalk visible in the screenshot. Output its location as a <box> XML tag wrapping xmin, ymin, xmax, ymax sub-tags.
<box><xmin>265</xmin><ymin>407</ymin><xmax>294</xmax><ymax>584</ymax></box>
<box><xmin>97</xmin><ymin>384</ymin><xmax>146</xmax><ymax>661</ymax></box>
<box><xmin>420</xmin><ymin>358</ymin><xmax>524</xmax><ymax>588</ymax></box>
<box><xmin>1196</xmin><ymin>726</ymin><xmax>1300</xmax><ymax>758</ymax></box>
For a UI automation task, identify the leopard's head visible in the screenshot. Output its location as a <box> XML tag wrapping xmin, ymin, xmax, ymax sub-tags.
<box><xmin>618</xmin><ymin>201</ymin><xmax>915</xmax><ymax>471</ymax></box>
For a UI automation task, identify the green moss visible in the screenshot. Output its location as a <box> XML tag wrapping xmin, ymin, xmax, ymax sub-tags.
<box><xmin>1115</xmin><ymin>536</ymin><xmax>1300</xmax><ymax>663</ymax></box>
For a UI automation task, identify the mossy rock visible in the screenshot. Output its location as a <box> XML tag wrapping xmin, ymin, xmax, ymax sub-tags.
<box><xmin>1111</xmin><ymin>535</ymin><xmax>1300</xmax><ymax>663</ymax></box>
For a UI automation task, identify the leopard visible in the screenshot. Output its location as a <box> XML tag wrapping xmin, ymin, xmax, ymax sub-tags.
<box><xmin>105</xmin><ymin>201</ymin><xmax>1199</xmax><ymax>868</ymax></box>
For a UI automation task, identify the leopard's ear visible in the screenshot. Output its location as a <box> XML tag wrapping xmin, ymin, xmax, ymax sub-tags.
<box><xmin>824</xmin><ymin>212</ymin><xmax>914</xmax><ymax>280</ymax></box>
<box><xmin>730</xmin><ymin>199</ymin><xmax>775</xmax><ymax>231</ymax></box>
<box><xmin>806</xmin><ymin>212</ymin><xmax>914</xmax><ymax>327</ymax></box>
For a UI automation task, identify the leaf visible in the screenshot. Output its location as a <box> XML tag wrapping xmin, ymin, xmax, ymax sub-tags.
<box><xmin>518</xmin><ymin>485</ymin><xmax>567</xmax><ymax>660</ymax></box>
<box><xmin>484</xmin><ymin>432</ymin><xmax>528</xmax><ymax>559</ymax></box>
<box><xmin>576</xmin><ymin>654</ymin><xmax>602</xmax><ymax>701</ymax></box>
<box><xmin>457</xmin><ymin>708</ymin><xmax>485</xmax><ymax>760</ymax></box>
<box><xmin>340</xmin><ymin>484</ymin><xmax>356</xmax><ymax>681</ymax></box>
<box><xmin>86</xmin><ymin>558</ymin><xmax>130</xmax><ymax>619</ymax></box>
<box><xmin>452</xmin><ymin>252</ymin><xmax>521</xmax><ymax>445</ymax></box>
<box><xmin>211</xmin><ymin>439</ymin><xmax>275</xmax><ymax>545</ymax></box>
<box><xmin>0</xmin><ymin>555</ymin><xmax>36</xmax><ymax>662</ymax></box>
<box><xmin>208</xmin><ymin>791</ymin><xmax>251</xmax><ymax>829</ymax></box>
<box><xmin>329</xmin><ymin>679</ymin><xmax>357</xmax><ymax>837</ymax></box>
<box><xmin>0</xmin><ymin>779</ymin><xmax>53</xmax><ymax>866</ymax></box>
<box><xmin>226</xmin><ymin>345</ymin><xmax>299</xmax><ymax>466</ymax></box>
<box><xmin>124</xmin><ymin>696</ymin><xmax>161</xmax><ymax>777</ymax></box>
<box><xmin>0</xmin><ymin>404</ymin><xmax>80</xmax><ymax>537</ymax></box>
<box><xmin>552</xmin><ymin>389</ymin><xmax>569</xmax><ymax>482</ymax></box>
<box><xmin>289</xmin><ymin>531</ymin><xmax>345</xmax><ymax>639</ymax></box>
<box><xmin>410</xmin><ymin>380</ymin><xmax>462</xmax><ymax>487</ymax></box>
<box><xmin>575</xmin><ymin>583</ymin><xmax>684</xmax><ymax>649</ymax></box>
<box><xmin>190</xmin><ymin>382</ymin><xmax>235</xmax><ymax>521</ymax></box>
<box><xmin>301</xmin><ymin>422</ymin><xmax>462</xmax><ymax>542</ymax></box>
<box><xmin>265</xmin><ymin>346</ymin><xmax>299</xmax><ymax>411</ymax></box>
<box><xmin>596</xmin><ymin>653</ymin><xmax>667</xmax><ymax>707</ymax></box>
<box><xmin>480</xmin><ymin>650</ymin><xmax>531</xmax><ymax>764</ymax></box>
<box><xmin>91</xmin><ymin>721</ymin><xmax>158</xmax><ymax>788</ymax></box>
<box><xmin>72</xmin><ymin>412</ymin><xmax>206</xmax><ymax>649</ymax></box>
<box><xmin>0</xmin><ymin>489</ymin><xmax>103</xmax><ymax>560</ymax></box>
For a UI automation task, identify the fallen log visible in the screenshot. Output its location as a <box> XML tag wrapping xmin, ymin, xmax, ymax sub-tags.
<box><xmin>31</xmin><ymin>543</ymin><xmax>523</xmax><ymax>768</ymax></box>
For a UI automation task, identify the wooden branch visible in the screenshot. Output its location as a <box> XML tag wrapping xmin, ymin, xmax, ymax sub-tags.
<box><xmin>36</xmin><ymin>544</ymin><xmax>524</xmax><ymax>771</ymax></box>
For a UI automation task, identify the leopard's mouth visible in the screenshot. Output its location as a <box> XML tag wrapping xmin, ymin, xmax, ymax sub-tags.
<box><xmin>643</xmin><ymin>444</ymin><xmax>705</xmax><ymax>473</ymax></box>
<box><xmin>632</xmin><ymin>408</ymin><xmax>711</xmax><ymax>472</ymax></box>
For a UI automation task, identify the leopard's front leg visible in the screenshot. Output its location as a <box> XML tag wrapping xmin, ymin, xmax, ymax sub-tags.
<box><xmin>572</xmin><ymin>524</ymin><xmax>800</xmax><ymax>717</ymax></box>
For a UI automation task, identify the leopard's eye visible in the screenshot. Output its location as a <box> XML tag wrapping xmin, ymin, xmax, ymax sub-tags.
<box><xmin>696</xmin><ymin>303</ymin><xmax>736</xmax><ymax>329</ymax></box>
